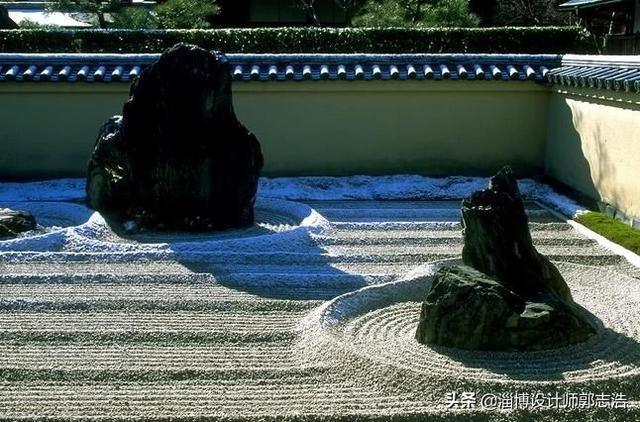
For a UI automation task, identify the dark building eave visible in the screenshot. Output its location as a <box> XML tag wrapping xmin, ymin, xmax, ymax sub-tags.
<box><xmin>558</xmin><ymin>0</ymin><xmax>629</xmax><ymax>10</ymax></box>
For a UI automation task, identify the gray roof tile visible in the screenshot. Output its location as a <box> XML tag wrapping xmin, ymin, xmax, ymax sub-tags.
<box><xmin>0</xmin><ymin>53</ymin><xmax>562</xmax><ymax>84</ymax></box>
<box><xmin>548</xmin><ymin>55</ymin><xmax>640</xmax><ymax>93</ymax></box>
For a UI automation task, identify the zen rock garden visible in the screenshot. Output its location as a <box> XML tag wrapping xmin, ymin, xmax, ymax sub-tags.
<box><xmin>2</xmin><ymin>40</ymin><xmax>640</xmax><ymax>421</ymax></box>
<box><xmin>85</xmin><ymin>44</ymin><xmax>597</xmax><ymax>354</ymax></box>
<box><xmin>86</xmin><ymin>44</ymin><xmax>263</xmax><ymax>231</ymax></box>
<box><xmin>416</xmin><ymin>167</ymin><xmax>597</xmax><ymax>351</ymax></box>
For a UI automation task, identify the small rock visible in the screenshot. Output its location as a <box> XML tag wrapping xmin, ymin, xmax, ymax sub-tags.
<box><xmin>0</xmin><ymin>208</ymin><xmax>37</xmax><ymax>239</ymax></box>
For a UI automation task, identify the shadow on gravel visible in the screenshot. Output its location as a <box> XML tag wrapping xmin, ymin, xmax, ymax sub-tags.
<box><xmin>105</xmin><ymin>199</ymin><xmax>640</xmax><ymax>385</ymax></box>
<box><xmin>429</xmin><ymin>311</ymin><xmax>640</xmax><ymax>382</ymax></box>
<box><xmin>107</xmin><ymin>200</ymin><xmax>370</xmax><ymax>301</ymax></box>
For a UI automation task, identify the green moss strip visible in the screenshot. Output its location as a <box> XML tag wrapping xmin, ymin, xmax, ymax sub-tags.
<box><xmin>575</xmin><ymin>212</ymin><xmax>640</xmax><ymax>255</ymax></box>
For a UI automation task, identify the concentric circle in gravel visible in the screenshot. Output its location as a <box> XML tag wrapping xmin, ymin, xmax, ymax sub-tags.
<box><xmin>306</xmin><ymin>261</ymin><xmax>640</xmax><ymax>384</ymax></box>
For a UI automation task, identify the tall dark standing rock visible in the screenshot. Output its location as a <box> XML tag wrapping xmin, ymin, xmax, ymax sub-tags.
<box><xmin>461</xmin><ymin>167</ymin><xmax>572</xmax><ymax>302</ymax></box>
<box><xmin>87</xmin><ymin>44</ymin><xmax>263</xmax><ymax>230</ymax></box>
<box><xmin>415</xmin><ymin>166</ymin><xmax>596</xmax><ymax>351</ymax></box>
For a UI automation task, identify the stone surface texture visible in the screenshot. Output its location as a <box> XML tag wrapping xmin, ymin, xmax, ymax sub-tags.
<box><xmin>461</xmin><ymin>167</ymin><xmax>572</xmax><ymax>302</ymax></box>
<box><xmin>416</xmin><ymin>167</ymin><xmax>597</xmax><ymax>351</ymax></box>
<box><xmin>416</xmin><ymin>265</ymin><xmax>597</xmax><ymax>351</ymax></box>
<box><xmin>87</xmin><ymin>44</ymin><xmax>263</xmax><ymax>230</ymax></box>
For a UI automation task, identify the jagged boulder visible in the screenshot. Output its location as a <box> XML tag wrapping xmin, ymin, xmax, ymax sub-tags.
<box><xmin>0</xmin><ymin>208</ymin><xmax>37</xmax><ymax>239</ymax></box>
<box><xmin>416</xmin><ymin>166</ymin><xmax>596</xmax><ymax>351</ymax></box>
<box><xmin>416</xmin><ymin>265</ymin><xmax>596</xmax><ymax>351</ymax></box>
<box><xmin>461</xmin><ymin>167</ymin><xmax>572</xmax><ymax>302</ymax></box>
<box><xmin>87</xmin><ymin>44</ymin><xmax>263</xmax><ymax>230</ymax></box>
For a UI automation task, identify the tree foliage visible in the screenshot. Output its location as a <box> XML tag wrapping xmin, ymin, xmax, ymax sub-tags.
<box><xmin>111</xmin><ymin>7</ymin><xmax>158</xmax><ymax>29</ymax></box>
<box><xmin>494</xmin><ymin>0</ymin><xmax>570</xmax><ymax>26</ymax></box>
<box><xmin>351</xmin><ymin>0</ymin><xmax>480</xmax><ymax>27</ymax></box>
<box><xmin>295</xmin><ymin>0</ymin><xmax>568</xmax><ymax>27</ymax></box>
<box><xmin>45</xmin><ymin>0</ymin><xmax>125</xmax><ymax>28</ymax></box>
<box><xmin>469</xmin><ymin>0</ymin><xmax>570</xmax><ymax>26</ymax></box>
<box><xmin>47</xmin><ymin>0</ymin><xmax>220</xmax><ymax>29</ymax></box>
<box><xmin>291</xmin><ymin>0</ymin><xmax>367</xmax><ymax>26</ymax></box>
<box><xmin>334</xmin><ymin>0</ymin><xmax>369</xmax><ymax>21</ymax></box>
<box><xmin>155</xmin><ymin>0</ymin><xmax>220</xmax><ymax>29</ymax></box>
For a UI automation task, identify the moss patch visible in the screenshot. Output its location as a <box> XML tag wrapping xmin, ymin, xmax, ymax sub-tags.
<box><xmin>576</xmin><ymin>212</ymin><xmax>640</xmax><ymax>255</ymax></box>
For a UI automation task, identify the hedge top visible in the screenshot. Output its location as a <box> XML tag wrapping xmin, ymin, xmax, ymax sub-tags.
<box><xmin>0</xmin><ymin>27</ymin><xmax>593</xmax><ymax>54</ymax></box>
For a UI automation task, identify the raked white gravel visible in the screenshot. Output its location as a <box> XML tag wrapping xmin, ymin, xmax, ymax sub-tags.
<box><xmin>0</xmin><ymin>176</ymin><xmax>638</xmax><ymax>422</ymax></box>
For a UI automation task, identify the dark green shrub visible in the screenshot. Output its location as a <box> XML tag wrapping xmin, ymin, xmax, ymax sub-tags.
<box><xmin>0</xmin><ymin>27</ymin><xmax>593</xmax><ymax>53</ymax></box>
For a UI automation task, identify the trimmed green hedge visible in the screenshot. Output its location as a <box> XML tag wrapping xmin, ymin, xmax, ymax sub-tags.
<box><xmin>0</xmin><ymin>27</ymin><xmax>593</xmax><ymax>53</ymax></box>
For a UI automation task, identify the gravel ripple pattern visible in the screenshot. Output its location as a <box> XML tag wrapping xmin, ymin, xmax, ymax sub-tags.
<box><xmin>0</xmin><ymin>177</ymin><xmax>638</xmax><ymax>421</ymax></box>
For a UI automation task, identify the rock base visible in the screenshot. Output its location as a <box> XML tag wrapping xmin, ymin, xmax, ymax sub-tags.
<box><xmin>416</xmin><ymin>265</ymin><xmax>597</xmax><ymax>351</ymax></box>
